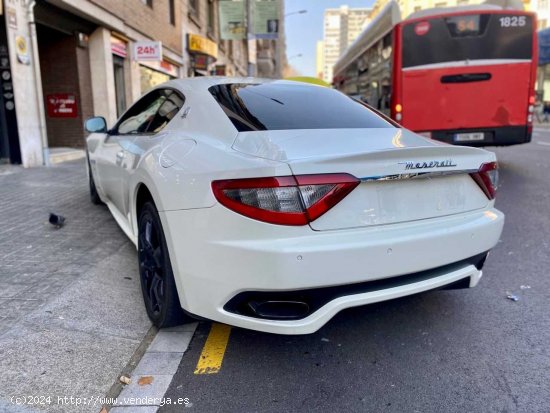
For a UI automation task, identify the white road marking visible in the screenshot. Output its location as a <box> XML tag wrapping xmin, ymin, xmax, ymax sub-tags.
<box><xmin>535</xmin><ymin>141</ymin><xmax>550</xmax><ymax>146</ymax></box>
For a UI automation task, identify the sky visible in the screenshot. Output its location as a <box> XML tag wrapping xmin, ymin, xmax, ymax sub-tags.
<box><xmin>284</xmin><ymin>0</ymin><xmax>376</xmax><ymax>77</ymax></box>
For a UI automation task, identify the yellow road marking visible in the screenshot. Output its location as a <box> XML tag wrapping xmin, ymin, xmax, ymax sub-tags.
<box><xmin>194</xmin><ymin>323</ymin><xmax>232</xmax><ymax>374</ymax></box>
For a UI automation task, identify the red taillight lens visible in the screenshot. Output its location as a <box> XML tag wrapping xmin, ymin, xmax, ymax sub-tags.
<box><xmin>470</xmin><ymin>162</ymin><xmax>498</xmax><ymax>200</ymax></box>
<box><xmin>211</xmin><ymin>174</ymin><xmax>360</xmax><ymax>225</ymax></box>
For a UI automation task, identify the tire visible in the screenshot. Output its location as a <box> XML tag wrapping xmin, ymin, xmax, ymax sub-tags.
<box><xmin>88</xmin><ymin>159</ymin><xmax>103</xmax><ymax>205</ymax></box>
<box><xmin>138</xmin><ymin>201</ymin><xmax>187</xmax><ymax>328</ymax></box>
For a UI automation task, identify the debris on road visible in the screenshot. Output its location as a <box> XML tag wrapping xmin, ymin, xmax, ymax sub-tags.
<box><xmin>520</xmin><ymin>285</ymin><xmax>531</xmax><ymax>290</ymax></box>
<box><xmin>49</xmin><ymin>213</ymin><xmax>66</xmax><ymax>228</ymax></box>
<box><xmin>506</xmin><ymin>294</ymin><xmax>519</xmax><ymax>302</ymax></box>
<box><xmin>321</xmin><ymin>338</ymin><xmax>330</xmax><ymax>342</ymax></box>
<box><xmin>138</xmin><ymin>376</ymin><xmax>154</xmax><ymax>386</ymax></box>
<box><xmin>119</xmin><ymin>375</ymin><xmax>131</xmax><ymax>385</ymax></box>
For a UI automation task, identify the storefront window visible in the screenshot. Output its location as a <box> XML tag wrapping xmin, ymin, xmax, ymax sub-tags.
<box><xmin>189</xmin><ymin>0</ymin><xmax>199</xmax><ymax>17</ymax></box>
<box><xmin>208</xmin><ymin>0</ymin><xmax>216</xmax><ymax>35</ymax></box>
<box><xmin>169</xmin><ymin>0</ymin><xmax>176</xmax><ymax>25</ymax></box>
<box><xmin>113</xmin><ymin>55</ymin><xmax>126</xmax><ymax>118</ymax></box>
<box><xmin>140</xmin><ymin>66</ymin><xmax>172</xmax><ymax>93</ymax></box>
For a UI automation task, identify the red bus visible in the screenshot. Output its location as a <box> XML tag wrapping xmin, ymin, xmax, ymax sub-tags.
<box><xmin>333</xmin><ymin>2</ymin><xmax>537</xmax><ymax>146</ymax></box>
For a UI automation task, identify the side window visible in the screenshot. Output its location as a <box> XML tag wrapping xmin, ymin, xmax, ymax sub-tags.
<box><xmin>116</xmin><ymin>90</ymin><xmax>166</xmax><ymax>135</ymax></box>
<box><xmin>146</xmin><ymin>90</ymin><xmax>185</xmax><ymax>133</ymax></box>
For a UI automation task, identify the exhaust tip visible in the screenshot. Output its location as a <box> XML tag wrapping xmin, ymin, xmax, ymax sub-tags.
<box><xmin>247</xmin><ymin>300</ymin><xmax>310</xmax><ymax>320</ymax></box>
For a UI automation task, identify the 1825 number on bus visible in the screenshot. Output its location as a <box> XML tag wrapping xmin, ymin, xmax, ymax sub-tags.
<box><xmin>499</xmin><ymin>16</ymin><xmax>527</xmax><ymax>28</ymax></box>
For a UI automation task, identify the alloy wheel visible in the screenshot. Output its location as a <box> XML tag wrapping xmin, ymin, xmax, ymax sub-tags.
<box><xmin>138</xmin><ymin>215</ymin><xmax>165</xmax><ymax>316</ymax></box>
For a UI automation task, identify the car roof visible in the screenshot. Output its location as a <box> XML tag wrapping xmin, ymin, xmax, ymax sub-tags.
<box><xmin>161</xmin><ymin>77</ymin><xmax>324</xmax><ymax>92</ymax></box>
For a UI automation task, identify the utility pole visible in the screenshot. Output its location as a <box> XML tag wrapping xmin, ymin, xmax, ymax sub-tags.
<box><xmin>246</xmin><ymin>0</ymin><xmax>255</xmax><ymax>76</ymax></box>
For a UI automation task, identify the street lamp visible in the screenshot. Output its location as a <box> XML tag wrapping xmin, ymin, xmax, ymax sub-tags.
<box><xmin>279</xmin><ymin>10</ymin><xmax>307</xmax><ymax>78</ymax></box>
<box><xmin>285</xmin><ymin>10</ymin><xmax>307</xmax><ymax>17</ymax></box>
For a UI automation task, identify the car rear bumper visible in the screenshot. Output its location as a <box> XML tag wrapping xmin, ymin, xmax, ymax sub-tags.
<box><xmin>159</xmin><ymin>206</ymin><xmax>504</xmax><ymax>335</ymax></box>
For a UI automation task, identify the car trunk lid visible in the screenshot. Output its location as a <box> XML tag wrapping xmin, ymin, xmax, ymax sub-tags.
<box><xmin>232</xmin><ymin>128</ymin><xmax>493</xmax><ymax>231</ymax></box>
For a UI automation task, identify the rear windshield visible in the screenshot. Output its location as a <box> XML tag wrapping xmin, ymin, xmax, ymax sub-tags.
<box><xmin>208</xmin><ymin>82</ymin><xmax>392</xmax><ymax>131</ymax></box>
<box><xmin>402</xmin><ymin>13</ymin><xmax>533</xmax><ymax>68</ymax></box>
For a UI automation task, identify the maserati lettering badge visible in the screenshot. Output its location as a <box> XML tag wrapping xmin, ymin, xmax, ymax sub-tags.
<box><xmin>401</xmin><ymin>160</ymin><xmax>458</xmax><ymax>170</ymax></box>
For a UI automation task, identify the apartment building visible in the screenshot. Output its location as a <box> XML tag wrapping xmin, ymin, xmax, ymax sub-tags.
<box><xmin>321</xmin><ymin>6</ymin><xmax>371</xmax><ymax>84</ymax></box>
<box><xmin>316</xmin><ymin>40</ymin><xmax>325</xmax><ymax>79</ymax></box>
<box><xmin>531</xmin><ymin>0</ymin><xmax>550</xmax><ymax>29</ymax></box>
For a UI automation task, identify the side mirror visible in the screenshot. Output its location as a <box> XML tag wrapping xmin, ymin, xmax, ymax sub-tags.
<box><xmin>85</xmin><ymin>117</ymin><xmax>107</xmax><ymax>133</ymax></box>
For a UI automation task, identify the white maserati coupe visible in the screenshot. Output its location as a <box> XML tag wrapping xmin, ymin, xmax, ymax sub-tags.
<box><xmin>85</xmin><ymin>78</ymin><xmax>504</xmax><ymax>335</ymax></box>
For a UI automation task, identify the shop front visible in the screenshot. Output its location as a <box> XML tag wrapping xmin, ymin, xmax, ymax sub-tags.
<box><xmin>132</xmin><ymin>40</ymin><xmax>181</xmax><ymax>93</ymax></box>
<box><xmin>140</xmin><ymin>60</ymin><xmax>180</xmax><ymax>93</ymax></box>
<box><xmin>187</xmin><ymin>34</ymin><xmax>218</xmax><ymax>76</ymax></box>
<box><xmin>34</xmin><ymin>2</ymin><xmax>96</xmax><ymax>149</ymax></box>
<box><xmin>111</xmin><ymin>35</ymin><xmax>128</xmax><ymax>118</ymax></box>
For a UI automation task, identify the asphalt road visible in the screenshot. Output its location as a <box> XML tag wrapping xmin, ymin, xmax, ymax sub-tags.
<box><xmin>161</xmin><ymin>130</ymin><xmax>550</xmax><ymax>413</ymax></box>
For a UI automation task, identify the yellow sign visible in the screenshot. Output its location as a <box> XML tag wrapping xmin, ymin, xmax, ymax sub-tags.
<box><xmin>16</xmin><ymin>36</ymin><xmax>27</xmax><ymax>54</ymax></box>
<box><xmin>15</xmin><ymin>35</ymin><xmax>30</xmax><ymax>65</ymax></box>
<box><xmin>188</xmin><ymin>34</ymin><xmax>218</xmax><ymax>59</ymax></box>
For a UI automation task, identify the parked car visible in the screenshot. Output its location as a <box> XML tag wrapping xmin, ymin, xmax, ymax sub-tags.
<box><xmin>85</xmin><ymin>78</ymin><xmax>504</xmax><ymax>335</ymax></box>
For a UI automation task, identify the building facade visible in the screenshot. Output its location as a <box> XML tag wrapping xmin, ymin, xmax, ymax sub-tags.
<box><xmin>183</xmin><ymin>0</ymin><xmax>250</xmax><ymax>78</ymax></box>
<box><xmin>2</xmin><ymin>0</ymin><xmax>189</xmax><ymax>167</ymax></box>
<box><xmin>316</xmin><ymin>40</ymin><xmax>325</xmax><ymax>79</ymax></box>
<box><xmin>531</xmin><ymin>0</ymin><xmax>550</xmax><ymax>29</ymax></box>
<box><xmin>321</xmin><ymin>6</ymin><xmax>371</xmax><ymax>84</ymax></box>
<box><xmin>0</xmin><ymin>0</ymin><xmax>283</xmax><ymax>167</ymax></box>
<box><xmin>533</xmin><ymin>1</ymin><xmax>550</xmax><ymax>103</ymax></box>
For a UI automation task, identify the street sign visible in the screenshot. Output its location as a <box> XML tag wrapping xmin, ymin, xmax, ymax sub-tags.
<box><xmin>133</xmin><ymin>41</ymin><xmax>162</xmax><ymax>61</ymax></box>
<box><xmin>15</xmin><ymin>35</ymin><xmax>30</xmax><ymax>65</ymax></box>
<box><xmin>187</xmin><ymin>34</ymin><xmax>218</xmax><ymax>59</ymax></box>
<box><xmin>111</xmin><ymin>36</ymin><xmax>128</xmax><ymax>58</ymax></box>
<box><xmin>252</xmin><ymin>0</ymin><xmax>280</xmax><ymax>39</ymax></box>
<box><xmin>219</xmin><ymin>0</ymin><xmax>246</xmax><ymax>40</ymax></box>
<box><xmin>46</xmin><ymin>94</ymin><xmax>78</xmax><ymax>118</ymax></box>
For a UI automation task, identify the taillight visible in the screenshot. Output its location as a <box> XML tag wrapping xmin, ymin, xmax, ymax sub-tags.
<box><xmin>470</xmin><ymin>162</ymin><xmax>498</xmax><ymax>200</ymax></box>
<box><xmin>528</xmin><ymin>95</ymin><xmax>535</xmax><ymax>123</ymax></box>
<box><xmin>395</xmin><ymin>104</ymin><xmax>403</xmax><ymax>122</ymax></box>
<box><xmin>211</xmin><ymin>174</ymin><xmax>360</xmax><ymax>225</ymax></box>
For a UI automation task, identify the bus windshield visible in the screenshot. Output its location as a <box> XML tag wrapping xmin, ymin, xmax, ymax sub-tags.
<box><xmin>401</xmin><ymin>13</ymin><xmax>533</xmax><ymax>68</ymax></box>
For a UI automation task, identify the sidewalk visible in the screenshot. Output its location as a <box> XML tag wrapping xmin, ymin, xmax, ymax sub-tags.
<box><xmin>0</xmin><ymin>160</ymin><xmax>151</xmax><ymax>412</ymax></box>
<box><xmin>533</xmin><ymin>119</ymin><xmax>550</xmax><ymax>129</ymax></box>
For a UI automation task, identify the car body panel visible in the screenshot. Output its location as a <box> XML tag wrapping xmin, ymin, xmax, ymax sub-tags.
<box><xmin>233</xmin><ymin>128</ymin><xmax>495</xmax><ymax>230</ymax></box>
<box><xmin>160</xmin><ymin>205</ymin><xmax>503</xmax><ymax>334</ymax></box>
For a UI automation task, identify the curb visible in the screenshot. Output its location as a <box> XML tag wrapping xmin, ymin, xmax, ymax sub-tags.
<box><xmin>101</xmin><ymin>323</ymin><xmax>198</xmax><ymax>412</ymax></box>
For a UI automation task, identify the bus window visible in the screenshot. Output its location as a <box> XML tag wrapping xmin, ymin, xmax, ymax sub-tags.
<box><xmin>402</xmin><ymin>14</ymin><xmax>533</xmax><ymax>68</ymax></box>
